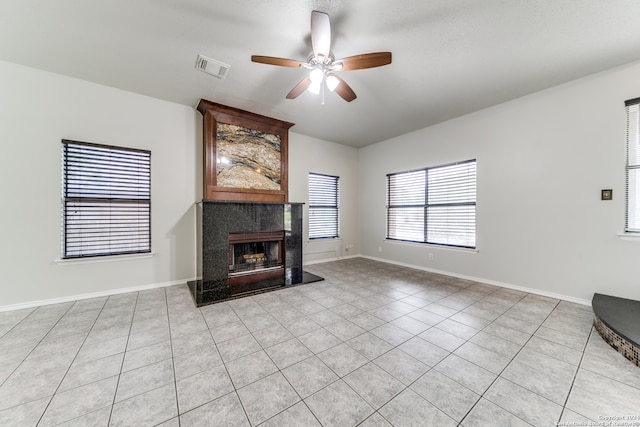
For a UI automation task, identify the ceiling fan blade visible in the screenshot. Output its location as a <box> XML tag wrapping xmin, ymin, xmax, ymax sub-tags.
<box><xmin>327</xmin><ymin>73</ymin><xmax>357</xmax><ymax>102</ymax></box>
<box><xmin>251</xmin><ymin>55</ymin><xmax>306</xmax><ymax>68</ymax></box>
<box><xmin>286</xmin><ymin>77</ymin><xmax>312</xmax><ymax>99</ymax></box>
<box><xmin>335</xmin><ymin>52</ymin><xmax>392</xmax><ymax>71</ymax></box>
<box><xmin>311</xmin><ymin>10</ymin><xmax>331</xmax><ymax>59</ymax></box>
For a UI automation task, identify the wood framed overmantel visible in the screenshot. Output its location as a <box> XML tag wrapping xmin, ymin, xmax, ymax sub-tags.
<box><xmin>196</xmin><ymin>99</ymin><xmax>294</xmax><ymax>202</ymax></box>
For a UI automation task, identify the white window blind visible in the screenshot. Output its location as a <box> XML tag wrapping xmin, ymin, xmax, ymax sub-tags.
<box><xmin>308</xmin><ymin>173</ymin><xmax>339</xmax><ymax>239</ymax></box>
<box><xmin>62</xmin><ymin>140</ymin><xmax>151</xmax><ymax>258</ymax></box>
<box><xmin>387</xmin><ymin>160</ymin><xmax>476</xmax><ymax>248</ymax></box>
<box><xmin>626</xmin><ymin>98</ymin><xmax>640</xmax><ymax>232</ymax></box>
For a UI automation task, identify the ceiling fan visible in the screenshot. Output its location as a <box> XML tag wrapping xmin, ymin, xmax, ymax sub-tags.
<box><xmin>251</xmin><ymin>10</ymin><xmax>392</xmax><ymax>102</ymax></box>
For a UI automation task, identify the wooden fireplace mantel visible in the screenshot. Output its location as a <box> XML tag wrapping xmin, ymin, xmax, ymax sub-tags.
<box><xmin>197</xmin><ymin>99</ymin><xmax>295</xmax><ymax>203</ymax></box>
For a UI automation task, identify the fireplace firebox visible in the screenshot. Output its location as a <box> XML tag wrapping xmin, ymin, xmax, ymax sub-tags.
<box><xmin>228</xmin><ymin>231</ymin><xmax>285</xmax><ymax>286</ymax></box>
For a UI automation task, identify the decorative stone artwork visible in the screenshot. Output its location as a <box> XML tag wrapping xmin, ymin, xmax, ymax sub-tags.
<box><xmin>216</xmin><ymin>123</ymin><xmax>281</xmax><ymax>190</ymax></box>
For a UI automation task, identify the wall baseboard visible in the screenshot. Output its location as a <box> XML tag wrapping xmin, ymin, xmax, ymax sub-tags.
<box><xmin>1</xmin><ymin>254</ymin><xmax>592</xmax><ymax>312</ymax></box>
<box><xmin>304</xmin><ymin>254</ymin><xmax>361</xmax><ymax>265</ymax></box>
<box><xmin>0</xmin><ymin>278</ymin><xmax>194</xmax><ymax>313</ymax></box>
<box><xmin>358</xmin><ymin>255</ymin><xmax>592</xmax><ymax>307</ymax></box>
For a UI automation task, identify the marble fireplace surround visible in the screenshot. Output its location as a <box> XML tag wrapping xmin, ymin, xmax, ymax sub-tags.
<box><xmin>188</xmin><ymin>201</ymin><xmax>309</xmax><ymax>307</ymax></box>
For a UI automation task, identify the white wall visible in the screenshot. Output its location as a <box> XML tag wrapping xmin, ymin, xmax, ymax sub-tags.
<box><xmin>0</xmin><ymin>60</ymin><xmax>200</xmax><ymax>308</ymax></box>
<box><xmin>4</xmin><ymin>57</ymin><xmax>640</xmax><ymax>308</ymax></box>
<box><xmin>289</xmin><ymin>133</ymin><xmax>360</xmax><ymax>263</ymax></box>
<box><xmin>359</xmin><ymin>61</ymin><xmax>640</xmax><ymax>303</ymax></box>
<box><xmin>0</xmin><ymin>60</ymin><xmax>358</xmax><ymax>308</ymax></box>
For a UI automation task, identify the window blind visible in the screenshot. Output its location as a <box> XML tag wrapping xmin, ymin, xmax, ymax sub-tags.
<box><xmin>626</xmin><ymin>98</ymin><xmax>640</xmax><ymax>232</ymax></box>
<box><xmin>308</xmin><ymin>173</ymin><xmax>339</xmax><ymax>239</ymax></box>
<box><xmin>387</xmin><ymin>170</ymin><xmax>426</xmax><ymax>242</ymax></box>
<box><xmin>387</xmin><ymin>160</ymin><xmax>476</xmax><ymax>248</ymax></box>
<box><xmin>62</xmin><ymin>140</ymin><xmax>151</xmax><ymax>258</ymax></box>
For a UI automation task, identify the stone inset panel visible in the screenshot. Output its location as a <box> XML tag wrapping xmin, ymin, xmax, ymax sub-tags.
<box><xmin>216</xmin><ymin>123</ymin><xmax>281</xmax><ymax>191</ymax></box>
<box><xmin>197</xmin><ymin>99</ymin><xmax>294</xmax><ymax>203</ymax></box>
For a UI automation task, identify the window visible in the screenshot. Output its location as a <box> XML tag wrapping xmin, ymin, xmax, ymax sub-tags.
<box><xmin>387</xmin><ymin>160</ymin><xmax>476</xmax><ymax>248</ymax></box>
<box><xmin>308</xmin><ymin>173</ymin><xmax>339</xmax><ymax>239</ymax></box>
<box><xmin>626</xmin><ymin>98</ymin><xmax>640</xmax><ymax>232</ymax></box>
<box><xmin>62</xmin><ymin>140</ymin><xmax>151</xmax><ymax>258</ymax></box>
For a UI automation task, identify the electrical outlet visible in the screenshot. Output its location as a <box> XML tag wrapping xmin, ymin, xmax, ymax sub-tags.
<box><xmin>378</xmin><ymin>246</ymin><xmax>382</xmax><ymax>252</ymax></box>
<box><xmin>428</xmin><ymin>253</ymin><xmax>434</xmax><ymax>261</ymax></box>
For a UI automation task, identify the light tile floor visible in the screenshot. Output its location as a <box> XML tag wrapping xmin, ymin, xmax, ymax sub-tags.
<box><xmin>1</xmin><ymin>258</ymin><xmax>639</xmax><ymax>426</ymax></box>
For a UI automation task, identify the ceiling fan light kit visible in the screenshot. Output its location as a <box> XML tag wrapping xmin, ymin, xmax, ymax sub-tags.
<box><xmin>251</xmin><ymin>10</ymin><xmax>392</xmax><ymax>103</ymax></box>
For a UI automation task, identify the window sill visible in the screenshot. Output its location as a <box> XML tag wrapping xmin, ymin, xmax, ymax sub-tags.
<box><xmin>54</xmin><ymin>252</ymin><xmax>155</xmax><ymax>266</ymax></box>
<box><xmin>618</xmin><ymin>233</ymin><xmax>640</xmax><ymax>242</ymax></box>
<box><xmin>386</xmin><ymin>239</ymin><xmax>479</xmax><ymax>253</ymax></box>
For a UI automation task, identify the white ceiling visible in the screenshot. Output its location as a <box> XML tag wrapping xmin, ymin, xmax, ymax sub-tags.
<box><xmin>2</xmin><ymin>0</ymin><xmax>640</xmax><ymax>147</ymax></box>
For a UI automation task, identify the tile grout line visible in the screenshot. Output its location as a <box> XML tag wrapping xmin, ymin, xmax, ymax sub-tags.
<box><xmin>459</xmin><ymin>297</ymin><xmax>567</xmax><ymax>426</ymax></box>
<box><xmin>432</xmin><ymin>288</ymin><xmax>532</xmax><ymax>425</ymax></box>
<box><xmin>556</xmin><ymin>325</ymin><xmax>597</xmax><ymax>424</ymax></box>
<box><xmin>0</xmin><ymin>307</ymin><xmax>38</xmax><ymax>387</ymax></box>
<box><xmin>347</xmin><ymin>274</ymin><xmax>499</xmax><ymax>425</ymax></box>
<box><xmin>259</xmin><ymin>281</ymin><xmax>458</xmax><ymax>425</ymax></box>
<box><xmin>281</xmin><ymin>273</ymin><xmax>475</xmax><ymax>425</ymax></box>
<box><xmin>1</xmin><ymin>260</ymin><xmax>621</xmax><ymax>426</ymax></box>
<box><xmin>1</xmin><ymin>303</ymin><xmax>74</xmax><ymax>390</ymax></box>
<box><xmin>222</xmin><ymin>283</ymin><xmax>393</xmax><ymax>425</ymax></box>
<box><xmin>248</xmin><ymin>295</ymin><xmax>326</xmax><ymax>426</ymax></box>
<box><xmin>304</xmin><ymin>283</ymin><xmax>410</xmax><ymax>425</ymax></box>
<box><xmin>165</xmin><ymin>287</ymin><xmax>181</xmax><ymax>426</ymax></box>
<box><xmin>223</xmin><ymin>299</ymin><xmax>270</xmax><ymax>426</ymax></box>
<box><xmin>33</xmin><ymin>298</ymin><xmax>110</xmax><ymax>426</ymax></box>
<box><xmin>106</xmin><ymin>292</ymin><xmax>139</xmax><ymax>427</ymax></box>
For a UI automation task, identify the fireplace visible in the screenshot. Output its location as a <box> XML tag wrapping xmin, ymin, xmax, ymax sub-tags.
<box><xmin>189</xmin><ymin>101</ymin><xmax>315</xmax><ymax>307</ymax></box>
<box><xmin>228</xmin><ymin>231</ymin><xmax>285</xmax><ymax>287</ymax></box>
<box><xmin>188</xmin><ymin>201</ymin><xmax>306</xmax><ymax>306</ymax></box>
